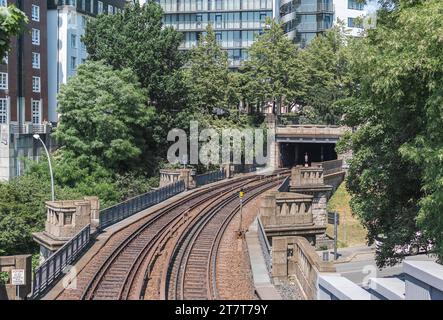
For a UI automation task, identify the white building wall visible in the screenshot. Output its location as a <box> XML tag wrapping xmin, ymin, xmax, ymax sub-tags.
<box><xmin>333</xmin><ymin>0</ymin><xmax>367</xmax><ymax>36</ymax></box>
<box><xmin>47</xmin><ymin>6</ymin><xmax>89</xmax><ymax>123</ymax></box>
<box><xmin>47</xmin><ymin>10</ymin><xmax>59</xmax><ymax>123</ymax></box>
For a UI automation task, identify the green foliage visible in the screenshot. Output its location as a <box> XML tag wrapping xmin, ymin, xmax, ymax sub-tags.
<box><xmin>299</xmin><ymin>23</ymin><xmax>352</xmax><ymax>124</ymax></box>
<box><xmin>0</xmin><ymin>5</ymin><xmax>28</xmax><ymax>58</ymax></box>
<box><xmin>242</xmin><ymin>18</ymin><xmax>306</xmax><ymax>114</ymax></box>
<box><xmin>54</xmin><ymin>61</ymin><xmax>155</xmax><ymax>174</ymax></box>
<box><xmin>0</xmin><ymin>174</ymin><xmax>50</xmax><ymax>256</ymax></box>
<box><xmin>0</xmin><ymin>271</ymin><xmax>9</xmax><ymax>284</ymax></box>
<box><xmin>184</xmin><ymin>25</ymin><xmax>231</xmax><ymax>114</ymax></box>
<box><xmin>341</xmin><ymin>0</ymin><xmax>443</xmax><ymax>266</ymax></box>
<box><xmin>82</xmin><ymin>2</ymin><xmax>186</xmax><ymax>112</ymax></box>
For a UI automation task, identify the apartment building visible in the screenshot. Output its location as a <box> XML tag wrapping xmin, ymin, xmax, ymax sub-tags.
<box><xmin>47</xmin><ymin>0</ymin><xmax>126</xmax><ymax>123</ymax></box>
<box><xmin>0</xmin><ymin>0</ymin><xmax>51</xmax><ymax>181</ymax></box>
<box><xmin>279</xmin><ymin>0</ymin><xmax>335</xmax><ymax>47</ymax></box>
<box><xmin>149</xmin><ymin>0</ymin><xmax>274</xmax><ymax>67</ymax></box>
<box><xmin>333</xmin><ymin>0</ymin><xmax>367</xmax><ymax>36</ymax></box>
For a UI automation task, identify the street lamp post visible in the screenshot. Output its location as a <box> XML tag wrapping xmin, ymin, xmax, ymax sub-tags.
<box><xmin>33</xmin><ymin>134</ymin><xmax>55</xmax><ymax>201</ymax></box>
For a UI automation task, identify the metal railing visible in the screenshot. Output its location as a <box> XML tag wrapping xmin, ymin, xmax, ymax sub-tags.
<box><xmin>195</xmin><ymin>169</ymin><xmax>226</xmax><ymax>187</ymax></box>
<box><xmin>99</xmin><ymin>180</ymin><xmax>185</xmax><ymax>230</ymax></box>
<box><xmin>278</xmin><ymin>176</ymin><xmax>290</xmax><ymax>192</ymax></box>
<box><xmin>9</xmin><ymin>123</ymin><xmax>52</xmax><ymax>134</ymax></box>
<box><xmin>31</xmin><ymin>224</ymin><xmax>91</xmax><ymax>299</ymax></box>
<box><xmin>257</xmin><ymin>217</ymin><xmax>272</xmax><ymax>275</ymax></box>
<box><xmin>322</xmin><ymin>159</ymin><xmax>344</xmax><ymax>176</ymax></box>
<box><xmin>167</xmin><ymin>20</ymin><xmax>266</xmax><ymax>31</ymax></box>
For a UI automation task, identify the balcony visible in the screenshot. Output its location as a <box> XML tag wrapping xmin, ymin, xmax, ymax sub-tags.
<box><xmin>166</xmin><ymin>20</ymin><xmax>266</xmax><ymax>32</ymax></box>
<box><xmin>160</xmin><ymin>5</ymin><xmax>273</xmax><ymax>14</ymax></box>
<box><xmin>280</xmin><ymin>3</ymin><xmax>334</xmax><ymax>17</ymax></box>
<box><xmin>9</xmin><ymin>123</ymin><xmax>52</xmax><ymax>135</ymax></box>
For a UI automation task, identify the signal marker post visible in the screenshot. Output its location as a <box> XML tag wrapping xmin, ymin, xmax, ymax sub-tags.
<box><xmin>328</xmin><ymin>212</ymin><xmax>340</xmax><ymax>260</ymax></box>
<box><xmin>237</xmin><ymin>188</ymin><xmax>245</xmax><ymax>239</ymax></box>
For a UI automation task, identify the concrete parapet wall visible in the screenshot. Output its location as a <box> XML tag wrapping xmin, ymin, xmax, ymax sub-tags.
<box><xmin>317</xmin><ymin>275</ymin><xmax>371</xmax><ymax>300</ymax></box>
<box><xmin>276</xmin><ymin>125</ymin><xmax>348</xmax><ymax>137</ymax></box>
<box><xmin>272</xmin><ymin>236</ymin><xmax>335</xmax><ymax>299</ymax></box>
<box><xmin>160</xmin><ymin>169</ymin><xmax>194</xmax><ymax>189</ymax></box>
<box><xmin>291</xmin><ymin>166</ymin><xmax>325</xmax><ymax>186</ymax></box>
<box><xmin>324</xmin><ymin>171</ymin><xmax>346</xmax><ymax>192</ymax></box>
<box><xmin>403</xmin><ymin>261</ymin><xmax>443</xmax><ymax>300</ymax></box>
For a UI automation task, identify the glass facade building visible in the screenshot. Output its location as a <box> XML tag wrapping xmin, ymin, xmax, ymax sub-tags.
<box><xmin>152</xmin><ymin>0</ymin><xmax>274</xmax><ymax>67</ymax></box>
<box><xmin>279</xmin><ymin>0</ymin><xmax>334</xmax><ymax>47</ymax></box>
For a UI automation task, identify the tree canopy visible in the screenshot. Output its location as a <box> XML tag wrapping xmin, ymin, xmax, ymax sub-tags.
<box><xmin>183</xmin><ymin>24</ymin><xmax>231</xmax><ymax>115</ymax></box>
<box><xmin>54</xmin><ymin>61</ymin><xmax>155</xmax><ymax>173</ymax></box>
<box><xmin>340</xmin><ymin>0</ymin><xmax>443</xmax><ymax>266</ymax></box>
<box><xmin>82</xmin><ymin>2</ymin><xmax>186</xmax><ymax>112</ymax></box>
<box><xmin>0</xmin><ymin>4</ymin><xmax>28</xmax><ymax>58</ymax></box>
<box><xmin>242</xmin><ymin>18</ymin><xmax>306</xmax><ymax>115</ymax></box>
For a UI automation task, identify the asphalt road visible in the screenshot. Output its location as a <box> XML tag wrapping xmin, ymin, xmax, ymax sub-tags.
<box><xmin>335</xmin><ymin>253</ymin><xmax>436</xmax><ymax>286</ymax></box>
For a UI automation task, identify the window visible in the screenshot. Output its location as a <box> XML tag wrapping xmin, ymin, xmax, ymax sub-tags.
<box><xmin>108</xmin><ymin>4</ymin><xmax>113</xmax><ymax>15</ymax></box>
<box><xmin>70</xmin><ymin>56</ymin><xmax>77</xmax><ymax>70</ymax></box>
<box><xmin>0</xmin><ymin>0</ymin><xmax>7</xmax><ymax>8</ymax></box>
<box><xmin>32</xmin><ymin>28</ymin><xmax>40</xmax><ymax>45</ymax></box>
<box><xmin>0</xmin><ymin>72</ymin><xmax>7</xmax><ymax>90</ymax></box>
<box><xmin>82</xmin><ymin>16</ymin><xmax>87</xmax><ymax>27</ymax></box>
<box><xmin>348</xmin><ymin>0</ymin><xmax>365</xmax><ymax>10</ymax></box>
<box><xmin>215</xmin><ymin>32</ymin><xmax>222</xmax><ymax>43</ymax></box>
<box><xmin>68</xmin><ymin>12</ymin><xmax>77</xmax><ymax>25</ymax></box>
<box><xmin>90</xmin><ymin>0</ymin><xmax>94</xmax><ymax>13</ymax></box>
<box><xmin>98</xmin><ymin>1</ymin><xmax>103</xmax><ymax>14</ymax></box>
<box><xmin>31</xmin><ymin>100</ymin><xmax>41</xmax><ymax>124</ymax></box>
<box><xmin>348</xmin><ymin>17</ymin><xmax>363</xmax><ymax>28</ymax></box>
<box><xmin>1</xmin><ymin>54</ymin><xmax>7</xmax><ymax>65</ymax></box>
<box><xmin>71</xmin><ymin>34</ymin><xmax>77</xmax><ymax>48</ymax></box>
<box><xmin>32</xmin><ymin>52</ymin><xmax>40</xmax><ymax>69</ymax></box>
<box><xmin>0</xmin><ymin>98</ymin><xmax>7</xmax><ymax>124</ymax></box>
<box><xmin>32</xmin><ymin>76</ymin><xmax>41</xmax><ymax>93</ymax></box>
<box><xmin>31</xmin><ymin>5</ymin><xmax>40</xmax><ymax>22</ymax></box>
<box><xmin>81</xmin><ymin>40</ymin><xmax>86</xmax><ymax>50</ymax></box>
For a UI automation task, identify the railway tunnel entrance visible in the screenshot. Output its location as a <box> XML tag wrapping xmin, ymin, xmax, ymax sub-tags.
<box><xmin>280</xmin><ymin>142</ymin><xmax>337</xmax><ymax>167</ymax></box>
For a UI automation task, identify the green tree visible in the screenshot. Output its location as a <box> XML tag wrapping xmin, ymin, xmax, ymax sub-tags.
<box><xmin>298</xmin><ymin>23</ymin><xmax>352</xmax><ymax>124</ymax></box>
<box><xmin>184</xmin><ymin>24</ymin><xmax>231</xmax><ymax>114</ymax></box>
<box><xmin>339</xmin><ymin>0</ymin><xmax>443</xmax><ymax>266</ymax></box>
<box><xmin>242</xmin><ymin>18</ymin><xmax>306</xmax><ymax>115</ymax></box>
<box><xmin>0</xmin><ymin>4</ymin><xmax>28</xmax><ymax>57</ymax></box>
<box><xmin>82</xmin><ymin>1</ymin><xmax>185</xmax><ymax>112</ymax></box>
<box><xmin>53</xmin><ymin>61</ymin><xmax>155</xmax><ymax>174</ymax></box>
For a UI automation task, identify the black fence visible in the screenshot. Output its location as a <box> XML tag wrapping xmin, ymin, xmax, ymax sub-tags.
<box><xmin>99</xmin><ymin>180</ymin><xmax>185</xmax><ymax>230</ymax></box>
<box><xmin>31</xmin><ymin>224</ymin><xmax>91</xmax><ymax>299</ymax></box>
<box><xmin>195</xmin><ymin>169</ymin><xmax>226</xmax><ymax>187</ymax></box>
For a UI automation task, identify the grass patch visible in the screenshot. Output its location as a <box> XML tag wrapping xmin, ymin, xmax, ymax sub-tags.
<box><xmin>326</xmin><ymin>182</ymin><xmax>367</xmax><ymax>247</ymax></box>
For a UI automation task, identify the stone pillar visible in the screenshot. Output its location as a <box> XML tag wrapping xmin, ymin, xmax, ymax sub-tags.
<box><xmin>220</xmin><ymin>163</ymin><xmax>232</xmax><ymax>178</ymax></box>
<box><xmin>272</xmin><ymin>237</ymin><xmax>289</xmax><ymax>282</ymax></box>
<box><xmin>266</xmin><ymin>114</ymin><xmax>279</xmax><ymax>169</ymax></box>
<box><xmin>84</xmin><ymin>196</ymin><xmax>100</xmax><ymax>227</ymax></box>
<box><xmin>32</xmin><ymin>197</ymin><xmax>98</xmax><ymax>262</ymax></box>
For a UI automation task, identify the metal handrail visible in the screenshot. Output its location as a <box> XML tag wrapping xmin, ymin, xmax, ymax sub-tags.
<box><xmin>278</xmin><ymin>176</ymin><xmax>290</xmax><ymax>192</ymax></box>
<box><xmin>195</xmin><ymin>169</ymin><xmax>226</xmax><ymax>187</ymax></box>
<box><xmin>31</xmin><ymin>224</ymin><xmax>91</xmax><ymax>299</ymax></box>
<box><xmin>257</xmin><ymin>217</ymin><xmax>272</xmax><ymax>275</ymax></box>
<box><xmin>98</xmin><ymin>180</ymin><xmax>186</xmax><ymax>230</ymax></box>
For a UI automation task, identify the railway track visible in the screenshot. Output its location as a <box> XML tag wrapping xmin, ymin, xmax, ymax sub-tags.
<box><xmin>159</xmin><ymin>176</ymin><xmax>283</xmax><ymax>300</ymax></box>
<box><xmin>79</xmin><ymin>175</ymin><xmax>259</xmax><ymax>300</ymax></box>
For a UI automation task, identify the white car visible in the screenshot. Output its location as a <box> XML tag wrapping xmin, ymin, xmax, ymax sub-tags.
<box><xmin>375</xmin><ymin>233</ymin><xmax>434</xmax><ymax>256</ymax></box>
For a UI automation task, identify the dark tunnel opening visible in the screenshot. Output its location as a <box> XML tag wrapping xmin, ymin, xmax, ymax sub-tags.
<box><xmin>280</xmin><ymin>143</ymin><xmax>337</xmax><ymax>167</ymax></box>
